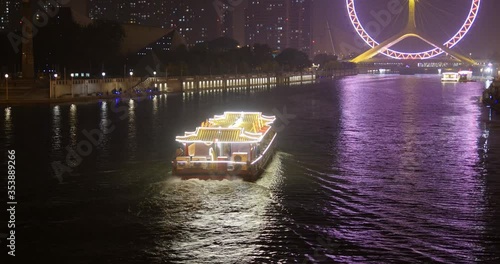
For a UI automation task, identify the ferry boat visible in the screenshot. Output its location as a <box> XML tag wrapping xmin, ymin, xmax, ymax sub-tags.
<box><xmin>172</xmin><ymin>112</ymin><xmax>277</xmax><ymax>180</ymax></box>
<box><xmin>441</xmin><ymin>72</ymin><xmax>460</xmax><ymax>82</ymax></box>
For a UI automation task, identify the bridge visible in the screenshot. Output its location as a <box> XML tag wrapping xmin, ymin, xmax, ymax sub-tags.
<box><xmin>354</xmin><ymin>58</ymin><xmax>495</xmax><ymax>76</ymax></box>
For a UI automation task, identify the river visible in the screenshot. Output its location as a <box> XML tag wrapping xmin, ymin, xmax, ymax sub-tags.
<box><xmin>2</xmin><ymin>74</ymin><xmax>500</xmax><ymax>263</ymax></box>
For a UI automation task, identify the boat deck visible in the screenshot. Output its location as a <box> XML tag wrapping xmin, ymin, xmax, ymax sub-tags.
<box><xmin>172</xmin><ymin>112</ymin><xmax>277</xmax><ymax>179</ymax></box>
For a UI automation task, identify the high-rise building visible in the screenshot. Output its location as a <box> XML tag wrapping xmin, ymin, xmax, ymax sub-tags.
<box><xmin>218</xmin><ymin>3</ymin><xmax>234</xmax><ymax>38</ymax></box>
<box><xmin>288</xmin><ymin>0</ymin><xmax>312</xmax><ymax>55</ymax></box>
<box><xmin>245</xmin><ymin>0</ymin><xmax>289</xmax><ymax>51</ymax></box>
<box><xmin>166</xmin><ymin>1</ymin><xmax>214</xmax><ymax>46</ymax></box>
<box><xmin>217</xmin><ymin>0</ymin><xmax>247</xmax><ymax>46</ymax></box>
<box><xmin>1</xmin><ymin>0</ymin><xmax>89</xmax><ymax>32</ymax></box>
<box><xmin>0</xmin><ymin>0</ymin><xmax>21</xmax><ymax>32</ymax></box>
<box><xmin>245</xmin><ymin>0</ymin><xmax>312</xmax><ymax>54</ymax></box>
<box><xmin>88</xmin><ymin>0</ymin><xmax>218</xmax><ymax>47</ymax></box>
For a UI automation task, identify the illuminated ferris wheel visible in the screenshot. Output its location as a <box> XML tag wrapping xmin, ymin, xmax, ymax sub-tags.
<box><xmin>346</xmin><ymin>0</ymin><xmax>481</xmax><ymax>63</ymax></box>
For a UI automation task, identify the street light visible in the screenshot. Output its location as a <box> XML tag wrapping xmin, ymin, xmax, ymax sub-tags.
<box><xmin>70</xmin><ymin>73</ymin><xmax>74</xmax><ymax>97</ymax></box>
<box><xmin>52</xmin><ymin>74</ymin><xmax>58</xmax><ymax>99</ymax></box>
<box><xmin>101</xmin><ymin>72</ymin><xmax>106</xmax><ymax>94</ymax></box>
<box><xmin>129</xmin><ymin>71</ymin><xmax>134</xmax><ymax>90</ymax></box>
<box><xmin>153</xmin><ymin>71</ymin><xmax>157</xmax><ymax>89</ymax></box>
<box><xmin>4</xmin><ymin>74</ymin><xmax>8</xmax><ymax>100</ymax></box>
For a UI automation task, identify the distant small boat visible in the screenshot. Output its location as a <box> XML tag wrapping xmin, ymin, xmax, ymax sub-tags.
<box><xmin>441</xmin><ymin>72</ymin><xmax>460</xmax><ymax>82</ymax></box>
<box><xmin>458</xmin><ymin>70</ymin><xmax>473</xmax><ymax>82</ymax></box>
<box><xmin>172</xmin><ymin>112</ymin><xmax>277</xmax><ymax>181</ymax></box>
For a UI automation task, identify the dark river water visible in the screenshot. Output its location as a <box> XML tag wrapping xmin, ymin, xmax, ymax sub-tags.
<box><xmin>2</xmin><ymin>75</ymin><xmax>500</xmax><ymax>263</ymax></box>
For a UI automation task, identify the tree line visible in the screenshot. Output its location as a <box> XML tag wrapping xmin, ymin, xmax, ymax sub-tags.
<box><xmin>0</xmin><ymin>18</ymin><xmax>125</xmax><ymax>78</ymax></box>
<box><xmin>0</xmin><ymin>17</ymin><xmax>354</xmax><ymax>78</ymax></box>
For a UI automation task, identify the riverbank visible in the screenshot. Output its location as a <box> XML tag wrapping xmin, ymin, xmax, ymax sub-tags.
<box><xmin>0</xmin><ymin>93</ymin><xmax>158</xmax><ymax>106</ymax></box>
<box><xmin>0</xmin><ymin>70</ymin><xmax>358</xmax><ymax>106</ymax></box>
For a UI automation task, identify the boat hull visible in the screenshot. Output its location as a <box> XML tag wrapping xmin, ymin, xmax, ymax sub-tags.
<box><xmin>172</xmin><ymin>138</ymin><xmax>276</xmax><ymax>181</ymax></box>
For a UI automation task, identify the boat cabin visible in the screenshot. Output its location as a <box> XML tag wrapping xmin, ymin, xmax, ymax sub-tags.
<box><xmin>173</xmin><ymin>112</ymin><xmax>277</xmax><ymax>176</ymax></box>
<box><xmin>441</xmin><ymin>72</ymin><xmax>460</xmax><ymax>82</ymax></box>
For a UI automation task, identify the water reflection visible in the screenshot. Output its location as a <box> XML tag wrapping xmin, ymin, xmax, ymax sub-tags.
<box><xmin>5</xmin><ymin>76</ymin><xmax>500</xmax><ymax>263</ymax></box>
<box><xmin>336</xmin><ymin>75</ymin><xmax>486</xmax><ymax>262</ymax></box>
<box><xmin>485</xmin><ymin>79</ymin><xmax>493</xmax><ymax>89</ymax></box>
<box><xmin>99</xmin><ymin>101</ymin><xmax>110</xmax><ymax>135</ymax></box>
<box><xmin>51</xmin><ymin>105</ymin><xmax>62</xmax><ymax>151</ymax></box>
<box><xmin>400</xmin><ymin>77</ymin><xmax>420</xmax><ymax>184</ymax></box>
<box><xmin>128</xmin><ymin>99</ymin><xmax>137</xmax><ymax>161</ymax></box>
<box><xmin>3</xmin><ymin>107</ymin><xmax>13</xmax><ymax>145</ymax></box>
<box><xmin>141</xmin><ymin>152</ymin><xmax>286</xmax><ymax>262</ymax></box>
<box><xmin>152</xmin><ymin>95</ymin><xmax>158</xmax><ymax>116</ymax></box>
<box><xmin>480</xmin><ymin>106</ymin><xmax>500</xmax><ymax>259</ymax></box>
<box><xmin>97</xmin><ymin>101</ymin><xmax>111</xmax><ymax>165</ymax></box>
<box><xmin>4</xmin><ymin>107</ymin><xmax>11</xmax><ymax>121</ymax></box>
<box><xmin>69</xmin><ymin>104</ymin><xmax>78</xmax><ymax>147</ymax></box>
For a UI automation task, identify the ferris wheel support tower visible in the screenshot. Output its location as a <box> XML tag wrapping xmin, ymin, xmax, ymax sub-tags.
<box><xmin>350</xmin><ymin>0</ymin><xmax>477</xmax><ymax>65</ymax></box>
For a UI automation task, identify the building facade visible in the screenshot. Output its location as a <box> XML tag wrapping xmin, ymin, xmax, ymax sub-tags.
<box><xmin>0</xmin><ymin>0</ymin><xmax>21</xmax><ymax>32</ymax></box>
<box><xmin>244</xmin><ymin>0</ymin><xmax>312</xmax><ymax>54</ymax></box>
<box><xmin>288</xmin><ymin>0</ymin><xmax>312</xmax><ymax>55</ymax></box>
<box><xmin>88</xmin><ymin>0</ymin><xmax>218</xmax><ymax>47</ymax></box>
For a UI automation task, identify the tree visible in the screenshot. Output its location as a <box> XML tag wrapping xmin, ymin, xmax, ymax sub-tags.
<box><xmin>225</xmin><ymin>46</ymin><xmax>252</xmax><ymax>74</ymax></box>
<box><xmin>82</xmin><ymin>20</ymin><xmax>125</xmax><ymax>71</ymax></box>
<box><xmin>32</xmin><ymin>18</ymin><xmax>125</xmax><ymax>75</ymax></box>
<box><xmin>207</xmin><ymin>37</ymin><xmax>239</xmax><ymax>52</ymax></box>
<box><xmin>252</xmin><ymin>44</ymin><xmax>274</xmax><ymax>71</ymax></box>
<box><xmin>0</xmin><ymin>32</ymin><xmax>21</xmax><ymax>75</ymax></box>
<box><xmin>275</xmin><ymin>48</ymin><xmax>311</xmax><ymax>71</ymax></box>
<box><xmin>34</xmin><ymin>14</ymin><xmax>83</xmax><ymax>73</ymax></box>
<box><xmin>259</xmin><ymin>60</ymin><xmax>280</xmax><ymax>73</ymax></box>
<box><xmin>313</xmin><ymin>53</ymin><xmax>338</xmax><ymax>66</ymax></box>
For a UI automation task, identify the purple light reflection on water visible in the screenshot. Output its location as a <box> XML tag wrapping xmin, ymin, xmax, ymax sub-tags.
<box><xmin>316</xmin><ymin>74</ymin><xmax>487</xmax><ymax>263</ymax></box>
<box><xmin>3</xmin><ymin>76</ymin><xmax>500</xmax><ymax>263</ymax></box>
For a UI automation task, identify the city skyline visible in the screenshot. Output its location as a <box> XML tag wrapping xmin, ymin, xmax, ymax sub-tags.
<box><xmin>86</xmin><ymin>0</ymin><xmax>313</xmax><ymax>53</ymax></box>
<box><xmin>1</xmin><ymin>0</ymin><xmax>315</xmax><ymax>54</ymax></box>
<box><xmin>1</xmin><ymin>1</ymin><xmax>500</xmax><ymax>59</ymax></box>
<box><xmin>245</xmin><ymin>0</ymin><xmax>312</xmax><ymax>54</ymax></box>
<box><xmin>0</xmin><ymin>0</ymin><xmax>21</xmax><ymax>31</ymax></box>
<box><xmin>60</xmin><ymin>0</ymin><xmax>500</xmax><ymax>59</ymax></box>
